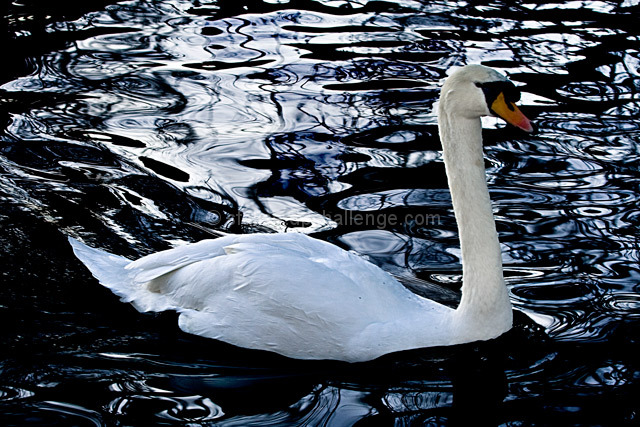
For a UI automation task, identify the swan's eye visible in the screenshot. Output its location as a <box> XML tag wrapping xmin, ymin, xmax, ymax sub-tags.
<box><xmin>477</xmin><ymin>81</ymin><xmax>521</xmax><ymax>110</ymax></box>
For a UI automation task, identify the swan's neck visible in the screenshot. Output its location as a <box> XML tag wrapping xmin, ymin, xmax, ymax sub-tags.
<box><xmin>438</xmin><ymin>111</ymin><xmax>512</xmax><ymax>340</ymax></box>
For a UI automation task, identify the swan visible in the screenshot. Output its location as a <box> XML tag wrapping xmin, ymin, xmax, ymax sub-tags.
<box><xmin>69</xmin><ymin>65</ymin><xmax>533</xmax><ymax>363</ymax></box>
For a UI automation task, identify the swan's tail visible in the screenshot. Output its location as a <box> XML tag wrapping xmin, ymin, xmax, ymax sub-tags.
<box><xmin>68</xmin><ymin>237</ymin><xmax>175</xmax><ymax>312</ymax></box>
<box><xmin>68</xmin><ymin>236</ymin><xmax>132</xmax><ymax>290</ymax></box>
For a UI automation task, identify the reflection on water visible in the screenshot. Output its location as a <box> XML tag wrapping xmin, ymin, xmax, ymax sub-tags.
<box><xmin>1</xmin><ymin>0</ymin><xmax>639</xmax><ymax>425</ymax></box>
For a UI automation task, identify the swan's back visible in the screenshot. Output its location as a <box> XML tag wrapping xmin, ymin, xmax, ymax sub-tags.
<box><xmin>70</xmin><ymin>233</ymin><xmax>451</xmax><ymax>362</ymax></box>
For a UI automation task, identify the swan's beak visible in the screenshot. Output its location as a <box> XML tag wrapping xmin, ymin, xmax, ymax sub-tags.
<box><xmin>490</xmin><ymin>92</ymin><xmax>533</xmax><ymax>133</ymax></box>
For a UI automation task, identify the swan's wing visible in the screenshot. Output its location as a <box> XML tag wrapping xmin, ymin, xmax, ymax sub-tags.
<box><xmin>168</xmin><ymin>247</ymin><xmax>436</xmax><ymax>361</ymax></box>
<box><xmin>156</xmin><ymin>240</ymin><xmax>401</xmax><ymax>312</ymax></box>
<box><xmin>125</xmin><ymin>236</ymin><xmax>236</xmax><ymax>283</ymax></box>
<box><xmin>132</xmin><ymin>233</ymin><xmax>447</xmax><ymax>320</ymax></box>
<box><xmin>125</xmin><ymin>233</ymin><xmax>331</xmax><ymax>284</ymax></box>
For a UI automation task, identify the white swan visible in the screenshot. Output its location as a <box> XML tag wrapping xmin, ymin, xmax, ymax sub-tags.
<box><xmin>69</xmin><ymin>65</ymin><xmax>533</xmax><ymax>363</ymax></box>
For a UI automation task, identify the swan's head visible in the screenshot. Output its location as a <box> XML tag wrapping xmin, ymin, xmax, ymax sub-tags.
<box><xmin>440</xmin><ymin>64</ymin><xmax>533</xmax><ymax>133</ymax></box>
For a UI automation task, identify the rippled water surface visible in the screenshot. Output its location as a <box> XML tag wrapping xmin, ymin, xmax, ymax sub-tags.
<box><xmin>1</xmin><ymin>0</ymin><xmax>639</xmax><ymax>425</ymax></box>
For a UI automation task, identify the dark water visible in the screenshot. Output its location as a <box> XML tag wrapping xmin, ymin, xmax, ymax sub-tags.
<box><xmin>1</xmin><ymin>0</ymin><xmax>639</xmax><ymax>425</ymax></box>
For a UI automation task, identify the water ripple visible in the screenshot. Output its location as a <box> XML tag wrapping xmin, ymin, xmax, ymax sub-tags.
<box><xmin>1</xmin><ymin>0</ymin><xmax>640</xmax><ymax>424</ymax></box>
<box><xmin>0</xmin><ymin>385</ymin><xmax>35</xmax><ymax>401</ymax></box>
<box><xmin>106</xmin><ymin>394</ymin><xmax>224</xmax><ymax>423</ymax></box>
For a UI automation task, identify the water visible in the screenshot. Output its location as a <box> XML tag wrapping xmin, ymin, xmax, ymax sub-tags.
<box><xmin>1</xmin><ymin>0</ymin><xmax>639</xmax><ymax>425</ymax></box>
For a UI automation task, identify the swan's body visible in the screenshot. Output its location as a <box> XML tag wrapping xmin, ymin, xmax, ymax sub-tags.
<box><xmin>69</xmin><ymin>65</ymin><xmax>533</xmax><ymax>362</ymax></box>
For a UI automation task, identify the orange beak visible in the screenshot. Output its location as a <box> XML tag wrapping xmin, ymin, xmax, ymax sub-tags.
<box><xmin>490</xmin><ymin>92</ymin><xmax>533</xmax><ymax>133</ymax></box>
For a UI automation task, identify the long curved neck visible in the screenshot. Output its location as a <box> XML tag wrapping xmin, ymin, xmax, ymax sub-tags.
<box><xmin>438</xmin><ymin>107</ymin><xmax>512</xmax><ymax>339</ymax></box>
